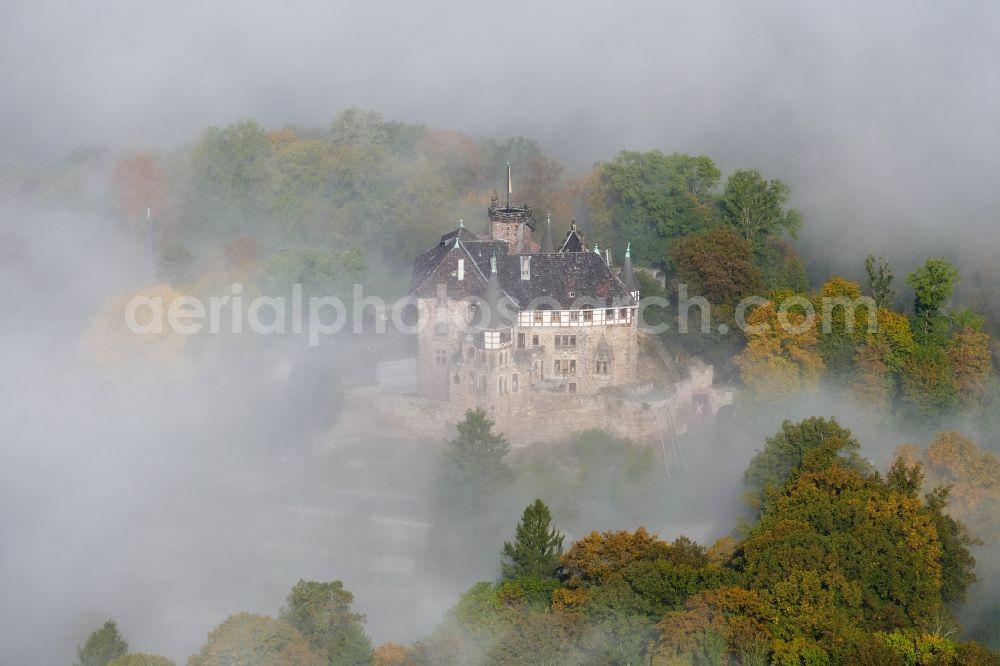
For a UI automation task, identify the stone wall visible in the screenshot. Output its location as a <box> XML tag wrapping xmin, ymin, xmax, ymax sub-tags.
<box><xmin>336</xmin><ymin>362</ymin><xmax>733</xmax><ymax>448</ymax></box>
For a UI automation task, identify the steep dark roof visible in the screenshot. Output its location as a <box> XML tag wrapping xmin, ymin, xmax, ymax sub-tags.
<box><xmin>410</xmin><ymin>232</ymin><xmax>636</xmax><ymax>309</ymax></box>
<box><xmin>560</xmin><ymin>224</ymin><xmax>586</xmax><ymax>253</ymax></box>
<box><xmin>496</xmin><ymin>252</ymin><xmax>635</xmax><ymax>309</ymax></box>
<box><xmin>410</xmin><ymin>241</ymin><xmax>489</xmax><ymax>299</ymax></box>
<box><xmin>438</xmin><ymin>226</ymin><xmax>479</xmax><ymax>245</ymax></box>
<box><xmin>478</xmin><ymin>255</ymin><xmax>517</xmax><ymax>329</ymax></box>
<box><xmin>619</xmin><ymin>247</ymin><xmax>640</xmax><ymax>294</ymax></box>
<box><xmin>462</xmin><ymin>240</ymin><xmax>510</xmax><ymax>275</ymax></box>
<box><xmin>540</xmin><ymin>216</ymin><xmax>555</xmax><ymax>253</ymax></box>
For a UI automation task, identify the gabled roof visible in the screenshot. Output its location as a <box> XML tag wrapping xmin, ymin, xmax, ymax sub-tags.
<box><xmin>410</xmin><ymin>222</ymin><xmax>637</xmax><ymax>310</ymax></box>
<box><xmin>439</xmin><ymin>226</ymin><xmax>479</xmax><ymax>245</ymax></box>
<box><xmin>495</xmin><ymin>251</ymin><xmax>635</xmax><ymax>309</ymax></box>
<box><xmin>410</xmin><ymin>240</ymin><xmax>490</xmax><ymax>300</ymax></box>
<box><xmin>560</xmin><ymin>223</ymin><xmax>586</xmax><ymax>253</ymax></box>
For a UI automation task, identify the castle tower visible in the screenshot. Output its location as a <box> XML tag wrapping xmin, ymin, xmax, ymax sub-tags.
<box><xmin>488</xmin><ymin>163</ymin><xmax>536</xmax><ymax>253</ymax></box>
<box><xmin>471</xmin><ymin>254</ymin><xmax>517</xmax><ymax>405</ymax></box>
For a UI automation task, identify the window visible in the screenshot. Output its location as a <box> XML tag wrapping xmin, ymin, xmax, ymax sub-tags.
<box><xmin>555</xmin><ymin>360</ymin><xmax>576</xmax><ymax>375</ymax></box>
<box><xmin>619</xmin><ymin>308</ymin><xmax>628</xmax><ymax>320</ymax></box>
<box><xmin>555</xmin><ymin>335</ymin><xmax>576</xmax><ymax>348</ymax></box>
<box><xmin>512</xmin><ymin>374</ymin><xmax>519</xmax><ymax>392</ymax></box>
<box><xmin>435</xmin><ymin>318</ymin><xmax>447</xmax><ymax>335</ymax></box>
<box><xmin>606</xmin><ymin>309</ymin><xmax>614</xmax><ymax>319</ymax></box>
<box><xmin>453</xmin><ymin>374</ymin><xmax>460</xmax><ymax>384</ymax></box>
<box><xmin>532</xmin><ymin>334</ymin><xmax>539</xmax><ymax>347</ymax></box>
<box><xmin>533</xmin><ymin>310</ymin><xmax>544</xmax><ymax>323</ymax></box>
<box><xmin>517</xmin><ymin>333</ymin><xmax>525</xmax><ymax>349</ymax></box>
<box><xmin>595</xmin><ymin>361</ymin><xmax>609</xmax><ymax>374</ymax></box>
<box><xmin>435</xmin><ymin>350</ymin><xmax>447</xmax><ymax>366</ymax></box>
<box><xmin>570</xmin><ymin>311</ymin><xmax>579</xmax><ymax>322</ymax></box>
<box><xmin>569</xmin><ymin>382</ymin><xmax>577</xmax><ymax>393</ymax></box>
<box><xmin>554</xmin><ymin>360</ymin><xmax>561</xmax><ymax>374</ymax></box>
<box><xmin>457</xmin><ymin>258</ymin><xmax>464</xmax><ymax>281</ymax></box>
<box><xmin>468</xmin><ymin>302</ymin><xmax>479</xmax><ymax>323</ymax></box>
<box><xmin>520</xmin><ymin>255</ymin><xmax>531</xmax><ymax>280</ymax></box>
<box><xmin>583</xmin><ymin>310</ymin><xmax>593</xmax><ymax>322</ymax></box>
<box><xmin>569</xmin><ymin>360</ymin><xmax>576</xmax><ymax>375</ymax></box>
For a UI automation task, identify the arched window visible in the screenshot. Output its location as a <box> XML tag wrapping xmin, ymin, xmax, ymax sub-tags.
<box><xmin>512</xmin><ymin>374</ymin><xmax>519</xmax><ymax>392</ymax></box>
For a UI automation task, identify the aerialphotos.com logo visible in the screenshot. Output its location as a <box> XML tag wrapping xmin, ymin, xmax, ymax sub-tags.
<box><xmin>123</xmin><ymin>283</ymin><xmax>879</xmax><ymax>347</ymax></box>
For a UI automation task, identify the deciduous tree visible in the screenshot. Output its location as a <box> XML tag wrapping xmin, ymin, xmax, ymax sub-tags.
<box><xmin>722</xmin><ymin>169</ymin><xmax>802</xmax><ymax>248</ymax></box>
<box><xmin>280</xmin><ymin>580</ymin><xmax>373</xmax><ymax>666</ymax></box>
<box><xmin>735</xmin><ymin>300</ymin><xmax>825</xmax><ymax>403</ymax></box>
<box><xmin>671</xmin><ymin>226</ymin><xmax>762</xmax><ymax>306</ymax></box>
<box><xmin>188</xmin><ymin>613</ymin><xmax>325</xmax><ymax>666</ymax></box>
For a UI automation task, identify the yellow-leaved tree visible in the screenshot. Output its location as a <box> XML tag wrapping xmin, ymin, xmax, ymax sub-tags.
<box><xmin>736</xmin><ymin>300</ymin><xmax>824</xmax><ymax>403</ymax></box>
<box><xmin>82</xmin><ymin>283</ymin><xmax>187</xmax><ymax>372</ymax></box>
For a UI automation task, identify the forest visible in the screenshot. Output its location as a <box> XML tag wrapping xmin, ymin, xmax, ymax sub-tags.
<box><xmin>6</xmin><ymin>109</ymin><xmax>1000</xmax><ymax>665</ymax></box>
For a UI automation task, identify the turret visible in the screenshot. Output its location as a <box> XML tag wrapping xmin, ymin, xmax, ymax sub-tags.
<box><xmin>540</xmin><ymin>212</ymin><xmax>555</xmax><ymax>253</ymax></box>
<box><xmin>488</xmin><ymin>163</ymin><xmax>535</xmax><ymax>252</ymax></box>
<box><xmin>475</xmin><ymin>254</ymin><xmax>515</xmax><ymax>349</ymax></box>
<box><xmin>619</xmin><ymin>242</ymin><xmax>640</xmax><ymax>301</ymax></box>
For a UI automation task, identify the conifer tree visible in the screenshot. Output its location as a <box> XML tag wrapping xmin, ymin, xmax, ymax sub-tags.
<box><xmin>501</xmin><ymin>499</ymin><xmax>564</xmax><ymax>580</ymax></box>
<box><xmin>76</xmin><ymin>620</ymin><xmax>128</xmax><ymax>666</ymax></box>
<box><xmin>440</xmin><ymin>408</ymin><xmax>513</xmax><ymax>518</ymax></box>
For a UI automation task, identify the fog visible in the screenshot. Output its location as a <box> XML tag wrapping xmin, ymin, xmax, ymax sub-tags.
<box><xmin>4</xmin><ymin>1</ymin><xmax>999</xmax><ymax>266</ymax></box>
<box><xmin>2</xmin><ymin>0</ymin><xmax>1000</xmax><ymax>663</ymax></box>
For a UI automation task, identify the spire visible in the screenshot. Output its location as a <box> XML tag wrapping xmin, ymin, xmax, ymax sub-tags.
<box><xmin>593</xmin><ymin>243</ymin><xmax>600</xmax><ymax>255</ymax></box>
<box><xmin>506</xmin><ymin>161</ymin><xmax>512</xmax><ymax>211</ymax></box>
<box><xmin>458</xmin><ymin>218</ymin><xmax>464</xmax><ymax>228</ymax></box>
<box><xmin>541</xmin><ymin>211</ymin><xmax>555</xmax><ymax>253</ymax></box>
<box><xmin>481</xmin><ymin>253</ymin><xmax>513</xmax><ymax>329</ymax></box>
<box><xmin>619</xmin><ymin>241</ymin><xmax>640</xmax><ymax>298</ymax></box>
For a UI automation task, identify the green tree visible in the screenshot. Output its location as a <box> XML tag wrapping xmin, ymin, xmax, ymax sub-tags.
<box><xmin>329</xmin><ymin>108</ymin><xmax>390</xmax><ymax>147</ymax></box>
<box><xmin>865</xmin><ymin>255</ymin><xmax>897</xmax><ymax>309</ymax></box>
<box><xmin>907</xmin><ymin>258</ymin><xmax>960</xmax><ymax>342</ymax></box>
<box><xmin>588</xmin><ymin>151</ymin><xmax>720</xmax><ymax>266</ymax></box>
<box><xmin>76</xmin><ymin>620</ymin><xmax>128</xmax><ymax>666</ymax></box>
<box><xmin>265</xmin><ymin>246</ymin><xmax>366</xmax><ymax>298</ymax></box>
<box><xmin>188</xmin><ymin>613</ymin><xmax>326</xmax><ymax>666</ymax></box>
<box><xmin>722</xmin><ymin>169</ymin><xmax>802</xmax><ymax>248</ymax></box>
<box><xmin>280</xmin><ymin>580</ymin><xmax>374</xmax><ymax>666</ymax></box>
<box><xmin>439</xmin><ymin>409</ymin><xmax>513</xmax><ymax>518</ymax></box>
<box><xmin>901</xmin><ymin>343</ymin><xmax>959</xmax><ymax>420</ymax></box>
<box><xmin>107</xmin><ymin>655</ymin><xmax>174</xmax><ymax>666</ymax></box>
<box><xmin>188</xmin><ymin>119</ymin><xmax>273</xmax><ymax>232</ymax></box>
<box><xmin>743</xmin><ymin>417</ymin><xmax>867</xmax><ymax>514</ymax></box>
<box><xmin>501</xmin><ymin>499</ymin><xmax>565</xmax><ymax>580</ymax></box>
<box><xmin>755</xmin><ymin>238</ymin><xmax>810</xmax><ymax>293</ymax></box>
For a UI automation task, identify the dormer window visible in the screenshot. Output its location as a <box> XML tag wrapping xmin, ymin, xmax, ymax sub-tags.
<box><xmin>520</xmin><ymin>256</ymin><xmax>531</xmax><ymax>280</ymax></box>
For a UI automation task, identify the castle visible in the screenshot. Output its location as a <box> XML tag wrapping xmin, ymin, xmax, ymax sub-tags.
<box><xmin>409</xmin><ymin>179</ymin><xmax>641</xmax><ymax>412</ymax></box>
